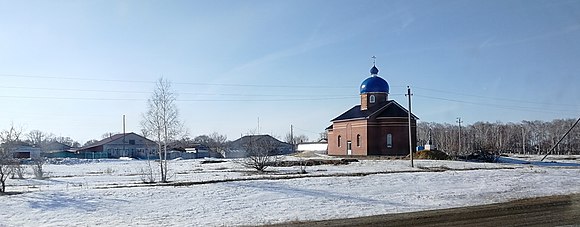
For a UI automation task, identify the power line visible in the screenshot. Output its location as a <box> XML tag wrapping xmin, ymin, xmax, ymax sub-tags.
<box><xmin>415</xmin><ymin>94</ymin><xmax>578</xmax><ymax>115</ymax></box>
<box><xmin>3</xmin><ymin>73</ymin><xmax>577</xmax><ymax>107</ymax></box>
<box><xmin>0</xmin><ymin>73</ymin><xmax>353</xmax><ymax>89</ymax></box>
<box><xmin>0</xmin><ymin>85</ymin><xmax>150</xmax><ymax>94</ymax></box>
<box><xmin>177</xmin><ymin>96</ymin><xmax>358</xmax><ymax>102</ymax></box>
<box><xmin>292</xmin><ymin>125</ymin><xmax>321</xmax><ymax>135</ymax></box>
<box><xmin>0</xmin><ymin>89</ymin><xmax>575</xmax><ymax>114</ymax></box>
<box><xmin>414</xmin><ymin>86</ymin><xmax>580</xmax><ymax>108</ymax></box>
<box><xmin>0</xmin><ymin>85</ymin><xmax>354</xmax><ymax>97</ymax></box>
<box><xmin>0</xmin><ymin>95</ymin><xmax>142</xmax><ymax>101</ymax></box>
<box><xmin>0</xmin><ymin>95</ymin><xmax>358</xmax><ymax>102</ymax></box>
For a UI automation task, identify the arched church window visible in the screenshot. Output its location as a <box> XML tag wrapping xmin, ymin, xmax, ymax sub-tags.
<box><xmin>369</xmin><ymin>95</ymin><xmax>375</xmax><ymax>103</ymax></box>
<box><xmin>386</xmin><ymin>133</ymin><xmax>392</xmax><ymax>148</ymax></box>
<box><xmin>338</xmin><ymin>135</ymin><xmax>341</xmax><ymax>147</ymax></box>
<box><xmin>356</xmin><ymin>134</ymin><xmax>361</xmax><ymax>147</ymax></box>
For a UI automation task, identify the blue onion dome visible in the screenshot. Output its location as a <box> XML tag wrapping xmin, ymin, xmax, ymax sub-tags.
<box><xmin>360</xmin><ymin>76</ymin><xmax>390</xmax><ymax>94</ymax></box>
<box><xmin>360</xmin><ymin>65</ymin><xmax>389</xmax><ymax>94</ymax></box>
<box><xmin>370</xmin><ymin>65</ymin><xmax>379</xmax><ymax>75</ymax></box>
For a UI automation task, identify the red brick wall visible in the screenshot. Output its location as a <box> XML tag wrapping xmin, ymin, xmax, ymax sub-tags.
<box><xmin>360</xmin><ymin>93</ymin><xmax>388</xmax><ymax>110</ymax></box>
<box><xmin>328</xmin><ymin>117</ymin><xmax>416</xmax><ymax>156</ymax></box>
<box><xmin>367</xmin><ymin>118</ymin><xmax>417</xmax><ymax>155</ymax></box>
<box><xmin>327</xmin><ymin>119</ymin><xmax>368</xmax><ymax>156</ymax></box>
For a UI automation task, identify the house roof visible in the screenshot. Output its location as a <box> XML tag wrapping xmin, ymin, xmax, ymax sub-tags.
<box><xmin>1</xmin><ymin>141</ymin><xmax>33</xmax><ymax>149</ymax></box>
<box><xmin>76</xmin><ymin>132</ymin><xmax>156</xmax><ymax>151</ymax></box>
<box><xmin>331</xmin><ymin>100</ymin><xmax>419</xmax><ymax>122</ymax></box>
<box><xmin>42</xmin><ymin>141</ymin><xmax>71</xmax><ymax>151</ymax></box>
<box><xmin>229</xmin><ymin>135</ymin><xmax>291</xmax><ymax>149</ymax></box>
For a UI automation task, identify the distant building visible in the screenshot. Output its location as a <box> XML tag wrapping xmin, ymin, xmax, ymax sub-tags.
<box><xmin>164</xmin><ymin>144</ymin><xmax>212</xmax><ymax>159</ymax></box>
<box><xmin>327</xmin><ymin>63</ymin><xmax>418</xmax><ymax>156</ymax></box>
<box><xmin>2</xmin><ymin>142</ymin><xmax>42</xmax><ymax>159</ymax></box>
<box><xmin>74</xmin><ymin>132</ymin><xmax>157</xmax><ymax>159</ymax></box>
<box><xmin>41</xmin><ymin>141</ymin><xmax>75</xmax><ymax>158</ymax></box>
<box><xmin>184</xmin><ymin>144</ymin><xmax>212</xmax><ymax>159</ymax></box>
<box><xmin>225</xmin><ymin>135</ymin><xmax>293</xmax><ymax>158</ymax></box>
<box><xmin>41</xmin><ymin>141</ymin><xmax>71</xmax><ymax>153</ymax></box>
<box><xmin>296</xmin><ymin>142</ymin><xmax>328</xmax><ymax>154</ymax></box>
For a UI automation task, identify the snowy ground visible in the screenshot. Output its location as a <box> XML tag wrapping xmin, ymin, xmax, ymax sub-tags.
<box><xmin>1</xmin><ymin>154</ymin><xmax>579</xmax><ymax>226</ymax></box>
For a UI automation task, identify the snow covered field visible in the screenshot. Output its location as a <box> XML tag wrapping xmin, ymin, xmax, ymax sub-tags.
<box><xmin>1</xmin><ymin>155</ymin><xmax>579</xmax><ymax>226</ymax></box>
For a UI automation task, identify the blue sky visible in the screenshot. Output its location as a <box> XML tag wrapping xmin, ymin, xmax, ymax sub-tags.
<box><xmin>1</xmin><ymin>0</ymin><xmax>579</xmax><ymax>143</ymax></box>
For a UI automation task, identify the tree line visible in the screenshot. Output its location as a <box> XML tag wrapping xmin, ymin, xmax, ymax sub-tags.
<box><xmin>417</xmin><ymin>118</ymin><xmax>580</xmax><ymax>155</ymax></box>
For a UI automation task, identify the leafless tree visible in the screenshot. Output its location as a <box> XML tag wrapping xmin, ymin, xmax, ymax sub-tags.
<box><xmin>417</xmin><ymin>118</ymin><xmax>580</xmax><ymax>155</ymax></box>
<box><xmin>10</xmin><ymin>163</ymin><xmax>26</xmax><ymax>179</ymax></box>
<box><xmin>193</xmin><ymin>135</ymin><xmax>212</xmax><ymax>144</ymax></box>
<box><xmin>0</xmin><ymin>123</ymin><xmax>23</xmax><ymax>144</ymax></box>
<box><xmin>140</xmin><ymin>159</ymin><xmax>157</xmax><ymax>183</ymax></box>
<box><xmin>0</xmin><ymin>150</ymin><xmax>16</xmax><ymax>193</ymax></box>
<box><xmin>26</xmin><ymin>130</ymin><xmax>49</xmax><ymax>146</ymax></box>
<box><xmin>318</xmin><ymin>131</ymin><xmax>328</xmax><ymax>141</ymax></box>
<box><xmin>83</xmin><ymin>139</ymin><xmax>100</xmax><ymax>147</ymax></box>
<box><xmin>31</xmin><ymin>157</ymin><xmax>46</xmax><ymax>179</ymax></box>
<box><xmin>192</xmin><ymin>133</ymin><xmax>228</xmax><ymax>157</ymax></box>
<box><xmin>284</xmin><ymin>133</ymin><xmax>309</xmax><ymax>145</ymax></box>
<box><xmin>101</xmin><ymin>132</ymin><xmax>120</xmax><ymax>139</ymax></box>
<box><xmin>241</xmin><ymin>136</ymin><xmax>279</xmax><ymax>172</ymax></box>
<box><xmin>0</xmin><ymin>123</ymin><xmax>23</xmax><ymax>193</ymax></box>
<box><xmin>208</xmin><ymin>132</ymin><xmax>228</xmax><ymax>157</ymax></box>
<box><xmin>141</xmin><ymin>77</ymin><xmax>185</xmax><ymax>182</ymax></box>
<box><xmin>52</xmin><ymin>136</ymin><xmax>80</xmax><ymax>148</ymax></box>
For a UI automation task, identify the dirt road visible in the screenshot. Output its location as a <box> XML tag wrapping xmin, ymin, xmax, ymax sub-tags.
<box><xmin>267</xmin><ymin>193</ymin><xmax>580</xmax><ymax>227</ymax></box>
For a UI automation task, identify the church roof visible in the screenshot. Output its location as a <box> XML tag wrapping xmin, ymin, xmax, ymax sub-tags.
<box><xmin>331</xmin><ymin>100</ymin><xmax>419</xmax><ymax>122</ymax></box>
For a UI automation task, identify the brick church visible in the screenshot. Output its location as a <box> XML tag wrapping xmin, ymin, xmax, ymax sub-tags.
<box><xmin>326</xmin><ymin>63</ymin><xmax>418</xmax><ymax>156</ymax></box>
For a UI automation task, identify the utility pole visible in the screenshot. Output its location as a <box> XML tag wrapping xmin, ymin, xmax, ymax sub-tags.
<box><xmin>406</xmin><ymin>86</ymin><xmax>414</xmax><ymax>168</ymax></box>
<box><xmin>290</xmin><ymin>124</ymin><xmax>294</xmax><ymax>152</ymax></box>
<box><xmin>123</xmin><ymin>115</ymin><xmax>126</xmax><ymax>157</ymax></box>
<box><xmin>456</xmin><ymin>117</ymin><xmax>463</xmax><ymax>154</ymax></box>
<box><xmin>522</xmin><ymin>126</ymin><xmax>526</xmax><ymax>154</ymax></box>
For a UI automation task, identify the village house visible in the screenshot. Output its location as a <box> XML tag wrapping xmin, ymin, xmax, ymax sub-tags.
<box><xmin>41</xmin><ymin>141</ymin><xmax>75</xmax><ymax>158</ymax></box>
<box><xmin>74</xmin><ymin>132</ymin><xmax>157</xmax><ymax>159</ymax></box>
<box><xmin>1</xmin><ymin>141</ymin><xmax>42</xmax><ymax>159</ymax></box>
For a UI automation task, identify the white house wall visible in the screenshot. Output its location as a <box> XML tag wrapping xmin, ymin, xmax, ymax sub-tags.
<box><xmin>296</xmin><ymin>143</ymin><xmax>328</xmax><ymax>153</ymax></box>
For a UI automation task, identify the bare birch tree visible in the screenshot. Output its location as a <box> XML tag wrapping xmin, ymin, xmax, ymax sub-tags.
<box><xmin>0</xmin><ymin>123</ymin><xmax>22</xmax><ymax>193</ymax></box>
<box><xmin>141</xmin><ymin>77</ymin><xmax>184</xmax><ymax>183</ymax></box>
<box><xmin>417</xmin><ymin>118</ymin><xmax>580</xmax><ymax>155</ymax></box>
<box><xmin>0</xmin><ymin>150</ymin><xmax>15</xmax><ymax>193</ymax></box>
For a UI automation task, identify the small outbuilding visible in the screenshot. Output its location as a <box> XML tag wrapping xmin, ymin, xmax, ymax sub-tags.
<box><xmin>7</xmin><ymin>142</ymin><xmax>41</xmax><ymax>159</ymax></box>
